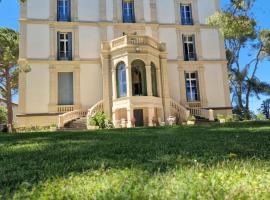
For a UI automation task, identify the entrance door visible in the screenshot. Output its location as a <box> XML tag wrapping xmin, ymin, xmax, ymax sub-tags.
<box><xmin>134</xmin><ymin>109</ymin><xmax>144</xmax><ymax>127</ymax></box>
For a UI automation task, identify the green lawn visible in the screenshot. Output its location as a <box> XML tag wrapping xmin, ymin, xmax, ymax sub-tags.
<box><xmin>1</xmin><ymin>122</ymin><xmax>270</xmax><ymax>199</ymax></box>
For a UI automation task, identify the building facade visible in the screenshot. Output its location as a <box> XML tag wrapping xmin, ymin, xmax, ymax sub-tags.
<box><xmin>18</xmin><ymin>0</ymin><xmax>232</xmax><ymax>127</ymax></box>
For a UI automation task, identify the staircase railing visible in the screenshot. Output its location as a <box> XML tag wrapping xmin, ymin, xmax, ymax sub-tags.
<box><xmin>87</xmin><ymin>100</ymin><xmax>104</xmax><ymax>120</ymax></box>
<box><xmin>189</xmin><ymin>107</ymin><xmax>215</xmax><ymax>121</ymax></box>
<box><xmin>169</xmin><ymin>99</ymin><xmax>190</xmax><ymax>122</ymax></box>
<box><xmin>58</xmin><ymin>110</ymin><xmax>87</xmax><ymax>128</ymax></box>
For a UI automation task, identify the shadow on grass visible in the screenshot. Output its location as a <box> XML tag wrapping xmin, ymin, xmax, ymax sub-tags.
<box><xmin>1</xmin><ymin>121</ymin><xmax>270</xmax><ymax>193</ymax></box>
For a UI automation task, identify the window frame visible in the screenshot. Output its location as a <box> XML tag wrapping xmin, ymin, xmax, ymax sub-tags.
<box><xmin>185</xmin><ymin>72</ymin><xmax>200</xmax><ymax>102</ymax></box>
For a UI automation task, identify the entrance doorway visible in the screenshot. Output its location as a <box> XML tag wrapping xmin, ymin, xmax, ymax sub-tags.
<box><xmin>134</xmin><ymin>109</ymin><xmax>144</xmax><ymax>127</ymax></box>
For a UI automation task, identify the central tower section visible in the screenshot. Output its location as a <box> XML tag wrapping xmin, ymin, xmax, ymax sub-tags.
<box><xmin>101</xmin><ymin>34</ymin><xmax>171</xmax><ymax>127</ymax></box>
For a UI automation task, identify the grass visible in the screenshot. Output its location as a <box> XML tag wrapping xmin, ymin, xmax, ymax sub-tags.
<box><xmin>1</xmin><ymin>121</ymin><xmax>270</xmax><ymax>199</ymax></box>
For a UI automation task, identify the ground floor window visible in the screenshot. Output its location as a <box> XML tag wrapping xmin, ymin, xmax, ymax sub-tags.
<box><xmin>58</xmin><ymin>72</ymin><xmax>74</xmax><ymax>105</ymax></box>
<box><xmin>116</xmin><ymin>62</ymin><xmax>127</xmax><ymax>98</ymax></box>
<box><xmin>185</xmin><ymin>72</ymin><xmax>200</xmax><ymax>102</ymax></box>
<box><xmin>132</xmin><ymin>60</ymin><xmax>147</xmax><ymax>96</ymax></box>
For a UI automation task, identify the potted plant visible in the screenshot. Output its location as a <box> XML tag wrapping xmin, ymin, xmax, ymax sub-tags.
<box><xmin>187</xmin><ymin>116</ymin><xmax>196</xmax><ymax>125</ymax></box>
<box><xmin>217</xmin><ymin>114</ymin><xmax>226</xmax><ymax>123</ymax></box>
<box><xmin>50</xmin><ymin>123</ymin><xmax>58</xmax><ymax>132</ymax></box>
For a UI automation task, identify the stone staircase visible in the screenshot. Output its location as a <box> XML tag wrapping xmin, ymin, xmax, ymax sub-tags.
<box><xmin>60</xmin><ymin>117</ymin><xmax>87</xmax><ymax>131</ymax></box>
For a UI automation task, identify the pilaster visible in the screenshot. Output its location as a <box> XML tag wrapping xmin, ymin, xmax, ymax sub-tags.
<box><xmin>146</xmin><ymin>65</ymin><xmax>153</xmax><ymax>96</ymax></box>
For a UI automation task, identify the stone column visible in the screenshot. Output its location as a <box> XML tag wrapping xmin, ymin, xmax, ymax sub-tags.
<box><xmin>156</xmin><ymin>68</ymin><xmax>162</xmax><ymax>97</ymax></box>
<box><xmin>49</xmin><ymin>66</ymin><xmax>58</xmax><ymax>112</ymax></box>
<box><xmin>148</xmin><ymin>107</ymin><xmax>155</xmax><ymax>126</ymax></box>
<box><xmin>160</xmin><ymin>53</ymin><xmax>171</xmax><ymax>121</ymax></box>
<box><xmin>146</xmin><ymin>65</ymin><xmax>153</xmax><ymax>96</ymax></box>
<box><xmin>127</xmin><ymin>107</ymin><xmax>134</xmax><ymax>128</ymax></box>
<box><xmin>18</xmin><ymin>70</ymin><xmax>26</xmax><ymax>114</ymax></box>
<box><xmin>74</xmin><ymin>27</ymin><xmax>80</xmax><ymax>60</ymax></box>
<box><xmin>178</xmin><ymin>67</ymin><xmax>187</xmax><ymax>107</ymax></box>
<box><xmin>126</xmin><ymin>65</ymin><xmax>132</xmax><ymax>97</ymax></box>
<box><xmin>102</xmin><ymin>56</ymin><xmax>112</xmax><ymax>118</ymax></box>
<box><xmin>100</xmin><ymin>0</ymin><xmax>107</xmax><ymax>21</ymax></box>
<box><xmin>112</xmin><ymin>68</ymin><xmax>117</xmax><ymax>100</ymax></box>
<box><xmin>49</xmin><ymin>26</ymin><xmax>56</xmax><ymax>60</ymax></box>
<box><xmin>74</xmin><ymin>66</ymin><xmax>81</xmax><ymax>110</ymax></box>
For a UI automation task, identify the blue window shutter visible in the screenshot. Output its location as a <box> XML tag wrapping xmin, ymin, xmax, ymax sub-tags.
<box><xmin>195</xmin><ymin>71</ymin><xmax>200</xmax><ymax>101</ymax></box>
<box><xmin>57</xmin><ymin>32</ymin><xmax>60</xmax><ymax>60</ymax></box>
<box><xmin>67</xmin><ymin>32</ymin><xmax>72</xmax><ymax>60</ymax></box>
<box><xmin>67</xmin><ymin>0</ymin><xmax>71</xmax><ymax>21</ymax></box>
<box><xmin>57</xmin><ymin>0</ymin><xmax>60</xmax><ymax>21</ymax></box>
<box><xmin>192</xmin><ymin>34</ymin><xmax>197</xmax><ymax>60</ymax></box>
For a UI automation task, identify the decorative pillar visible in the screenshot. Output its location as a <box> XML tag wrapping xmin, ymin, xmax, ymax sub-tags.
<box><xmin>100</xmin><ymin>0</ymin><xmax>107</xmax><ymax>21</ymax></box>
<box><xmin>49</xmin><ymin>66</ymin><xmax>58</xmax><ymax>112</ymax></box>
<box><xmin>74</xmin><ymin>66</ymin><xmax>81</xmax><ymax>110</ymax></box>
<box><xmin>72</xmin><ymin>0</ymin><xmax>79</xmax><ymax>21</ymax></box>
<box><xmin>198</xmin><ymin>66</ymin><xmax>208</xmax><ymax>107</ymax></box>
<box><xmin>74</xmin><ymin>27</ymin><xmax>80</xmax><ymax>60</ymax></box>
<box><xmin>49</xmin><ymin>0</ymin><xmax>56</xmax><ymax>21</ymax></box>
<box><xmin>112</xmin><ymin>68</ymin><xmax>117</xmax><ymax>100</ymax></box>
<box><xmin>156</xmin><ymin>68</ymin><xmax>162</xmax><ymax>98</ymax></box>
<box><xmin>150</xmin><ymin>0</ymin><xmax>157</xmax><ymax>23</ymax></box>
<box><xmin>127</xmin><ymin>107</ymin><xmax>134</xmax><ymax>128</ymax></box>
<box><xmin>126</xmin><ymin>65</ymin><xmax>132</xmax><ymax>97</ymax></box>
<box><xmin>18</xmin><ymin>69</ymin><xmax>27</xmax><ymax>114</ymax></box>
<box><xmin>148</xmin><ymin>107</ymin><xmax>155</xmax><ymax>126</ymax></box>
<box><xmin>146</xmin><ymin>65</ymin><xmax>153</xmax><ymax>96</ymax></box>
<box><xmin>179</xmin><ymin>66</ymin><xmax>187</xmax><ymax>106</ymax></box>
<box><xmin>101</xmin><ymin>56</ymin><xmax>112</xmax><ymax>118</ymax></box>
<box><xmin>49</xmin><ymin>26</ymin><xmax>56</xmax><ymax>60</ymax></box>
<box><xmin>160</xmin><ymin>52</ymin><xmax>171</xmax><ymax>120</ymax></box>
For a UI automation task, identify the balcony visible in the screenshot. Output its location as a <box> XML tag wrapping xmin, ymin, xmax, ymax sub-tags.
<box><xmin>102</xmin><ymin>35</ymin><xmax>166</xmax><ymax>52</ymax></box>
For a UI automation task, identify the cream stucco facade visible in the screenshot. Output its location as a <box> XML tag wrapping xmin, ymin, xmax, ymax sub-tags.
<box><xmin>18</xmin><ymin>0</ymin><xmax>232</xmax><ymax>128</ymax></box>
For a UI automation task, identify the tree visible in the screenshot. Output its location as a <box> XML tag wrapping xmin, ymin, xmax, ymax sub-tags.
<box><xmin>208</xmin><ymin>0</ymin><xmax>270</xmax><ymax>119</ymax></box>
<box><xmin>0</xmin><ymin>28</ymin><xmax>29</xmax><ymax>131</ymax></box>
<box><xmin>259</xmin><ymin>99</ymin><xmax>270</xmax><ymax>119</ymax></box>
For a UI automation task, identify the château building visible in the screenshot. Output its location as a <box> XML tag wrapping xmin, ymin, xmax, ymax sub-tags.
<box><xmin>18</xmin><ymin>0</ymin><xmax>232</xmax><ymax>128</ymax></box>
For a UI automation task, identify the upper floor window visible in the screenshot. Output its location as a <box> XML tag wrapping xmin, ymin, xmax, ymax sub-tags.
<box><xmin>185</xmin><ymin>72</ymin><xmax>200</xmax><ymax>102</ymax></box>
<box><xmin>122</xmin><ymin>0</ymin><xmax>135</xmax><ymax>23</ymax></box>
<box><xmin>57</xmin><ymin>32</ymin><xmax>72</xmax><ymax>61</ymax></box>
<box><xmin>57</xmin><ymin>0</ymin><xmax>71</xmax><ymax>22</ymax></box>
<box><xmin>182</xmin><ymin>35</ymin><xmax>197</xmax><ymax>61</ymax></box>
<box><xmin>181</xmin><ymin>4</ymin><xmax>193</xmax><ymax>25</ymax></box>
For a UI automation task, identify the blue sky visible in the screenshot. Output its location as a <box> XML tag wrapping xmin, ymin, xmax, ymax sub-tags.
<box><xmin>0</xmin><ymin>0</ymin><xmax>269</xmax><ymax>112</ymax></box>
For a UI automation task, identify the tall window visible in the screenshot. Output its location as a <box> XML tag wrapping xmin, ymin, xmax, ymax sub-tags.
<box><xmin>151</xmin><ymin>63</ymin><xmax>158</xmax><ymax>97</ymax></box>
<box><xmin>185</xmin><ymin>72</ymin><xmax>200</xmax><ymax>102</ymax></box>
<box><xmin>122</xmin><ymin>0</ymin><xmax>135</xmax><ymax>23</ymax></box>
<box><xmin>132</xmin><ymin>60</ymin><xmax>147</xmax><ymax>96</ymax></box>
<box><xmin>57</xmin><ymin>32</ymin><xmax>72</xmax><ymax>61</ymax></box>
<box><xmin>58</xmin><ymin>72</ymin><xmax>74</xmax><ymax>105</ymax></box>
<box><xmin>57</xmin><ymin>0</ymin><xmax>71</xmax><ymax>21</ymax></box>
<box><xmin>116</xmin><ymin>62</ymin><xmax>127</xmax><ymax>98</ymax></box>
<box><xmin>183</xmin><ymin>35</ymin><xmax>197</xmax><ymax>61</ymax></box>
<box><xmin>181</xmin><ymin>4</ymin><xmax>193</xmax><ymax>25</ymax></box>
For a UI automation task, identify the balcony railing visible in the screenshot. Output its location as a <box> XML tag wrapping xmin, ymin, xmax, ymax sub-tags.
<box><xmin>184</xmin><ymin>52</ymin><xmax>197</xmax><ymax>61</ymax></box>
<box><xmin>107</xmin><ymin>35</ymin><xmax>164</xmax><ymax>52</ymax></box>
<box><xmin>181</xmin><ymin>18</ymin><xmax>193</xmax><ymax>25</ymax></box>
<box><xmin>58</xmin><ymin>51</ymin><xmax>72</xmax><ymax>61</ymax></box>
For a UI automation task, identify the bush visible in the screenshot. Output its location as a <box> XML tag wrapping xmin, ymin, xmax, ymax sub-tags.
<box><xmin>88</xmin><ymin>112</ymin><xmax>113</xmax><ymax>129</ymax></box>
<box><xmin>187</xmin><ymin>115</ymin><xmax>196</xmax><ymax>122</ymax></box>
<box><xmin>0</xmin><ymin>106</ymin><xmax>7</xmax><ymax>124</ymax></box>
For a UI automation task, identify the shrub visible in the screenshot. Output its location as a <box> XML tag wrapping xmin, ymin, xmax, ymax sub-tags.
<box><xmin>217</xmin><ymin>114</ymin><xmax>225</xmax><ymax>121</ymax></box>
<box><xmin>187</xmin><ymin>115</ymin><xmax>196</xmax><ymax>122</ymax></box>
<box><xmin>88</xmin><ymin>112</ymin><xmax>113</xmax><ymax>129</ymax></box>
<box><xmin>0</xmin><ymin>106</ymin><xmax>7</xmax><ymax>124</ymax></box>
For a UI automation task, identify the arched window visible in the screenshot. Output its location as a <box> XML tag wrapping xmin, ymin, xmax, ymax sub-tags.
<box><xmin>116</xmin><ymin>62</ymin><xmax>127</xmax><ymax>98</ymax></box>
<box><xmin>151</xmin><ymin>63</ymin><xmax>158</xmax><ymax>97</ymax></box>
<box><xmin>132</xmin><ymin>60</ymin><xmax>147</xmax><ymax>96</ymax></box>
<box><xmin>122</xmin><ymin>0</ymin><xmax>135</xmax><ymax>23</ymax></box>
